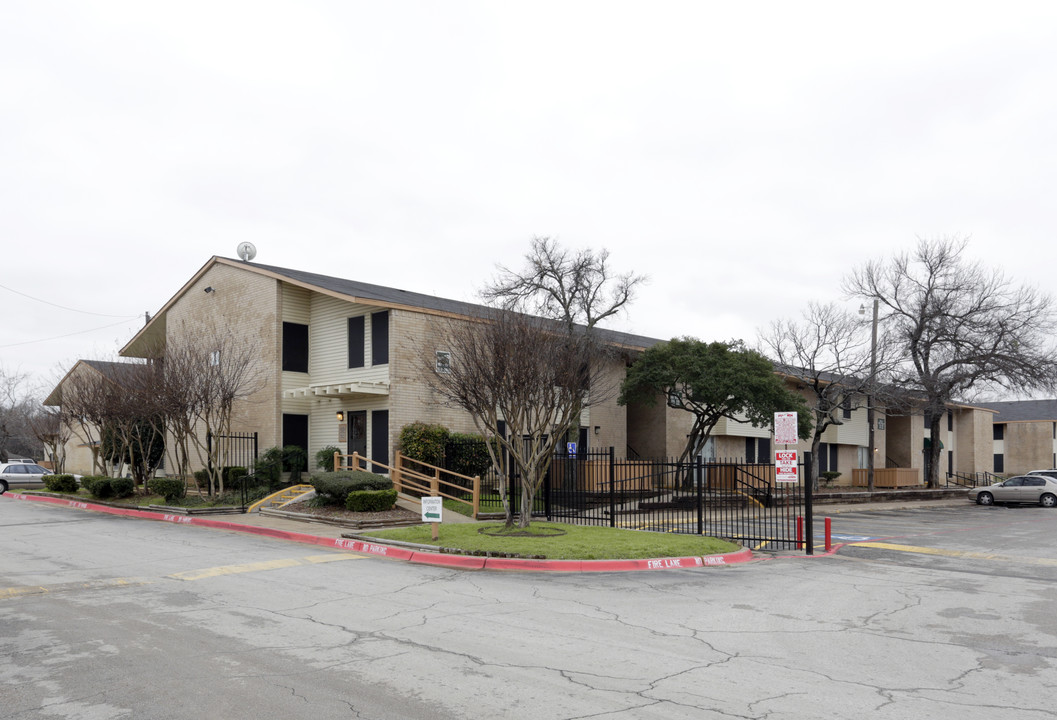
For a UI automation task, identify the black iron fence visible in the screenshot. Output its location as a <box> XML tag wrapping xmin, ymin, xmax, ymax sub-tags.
<box><xmin>206</xmin><ymin>431</ymin><xmax>259</xmax><ymax>475</ymax></box>
<box><xmin>472</xmin><ymin>448</ymin><xmax>811</xmax><ymax>551</ymax></box>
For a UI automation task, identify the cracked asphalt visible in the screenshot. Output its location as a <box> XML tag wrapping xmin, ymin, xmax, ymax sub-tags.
<box><xmin>2</xmin><ymin>497</ymin><xmax>1055</xmax><ymax>719</ymax></box>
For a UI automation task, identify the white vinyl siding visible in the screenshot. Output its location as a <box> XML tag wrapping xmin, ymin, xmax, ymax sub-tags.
<box><xmin>821</xmin><ymin>406</ymin><xmax>869</xmax><ymax>446</ymax></box>
<box><xmin>310</xmin><ymin>296</ymin><xmax>389</xmax><ymax>386</ymax></box>
<box><xmin>712</xmin><ymin>416</ymin><xmax>771</xmax><ymax>438</ymax></box>
<box><xmin>278</xmin><ymin>286</ymin><xmax>390</xmax><ymax>394</ymax></box>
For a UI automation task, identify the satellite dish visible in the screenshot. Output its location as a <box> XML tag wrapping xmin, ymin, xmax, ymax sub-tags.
<box><xmin>237</xmin><ymin>242</ymin><xmax>257</xmax><ymax>262</ymax></box>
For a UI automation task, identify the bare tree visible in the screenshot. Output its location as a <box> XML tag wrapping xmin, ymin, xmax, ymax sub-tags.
<box><xmin>57</xmin><ymin>367</ymin><xmax>110</xmax><ymax>475</ymax></box>
<box><xmin>483</xmin><ymin>237</ymin><xmax>646</xmax><ymax>331</ymax></box>
<box><xmin>428</xmin><ymin>309</ymin><xmax>611</xmax><ymax>528</ymax></box>
<box><xmin>28</xmin><ymin>406</ymin><xmax>70</xmax><ymax>472</ymax></box>
<box><xmin>759</xmin><ymin>302</ymin><xmax>884</xmax><ymax>490</ymax></box>
<box><xmin>172</xmin><ymin>329</ymin><xmax>262</xmax><ymax>495</ymax></box>
<box><xmin>0</xmin><ymin>367</ymin><xmax>36</xmax><ymax>462</ymax></box>
<box><xmin>845</xmin><ymin>236</ymin><xmax>1057</xmax><ymax>487</ymax></box>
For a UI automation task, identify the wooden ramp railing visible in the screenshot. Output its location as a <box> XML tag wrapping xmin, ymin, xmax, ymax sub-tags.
<box><xmin>334</xmin><ymin>451</ymin><xmax>481</xmax><ymax>519</ymax></box>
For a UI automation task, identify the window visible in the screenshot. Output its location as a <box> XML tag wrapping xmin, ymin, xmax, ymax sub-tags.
<box><xmin>819</xmin><ymin>443</ymin><xmax>839</xmax><ymax>473</ymax></box>
<box><xmin>435</xmin><ymin>350</ymin><xmax>452</xmax><ymax>374</ymax></box>
<box><xmin>947</xmin><ymin>411</ymin><xmax>953</xmax><ymax>432</ymax></box>
<box><xmin>993</xmin><ymin>424</ymin><xmax>1004</xmax><ymax>441</ymax></box>
<box><xmin>371</xmin><ymin>311</ymin><xmax>389</xmax><ymax>365</ymax></box>
<box><xmin>994</xmin><ymin>454</ymin><xmax>1004</xmax><ymax>473</ymax></box>
<box><xmin>842</xmin><ymin>398</ymin><xmax>852</xmax><ymax>420</ymax></box>
<box><xmin>348</xmin><ymin>316</ymin><xmax>365</xmax><ymax>368</ymax></box>
<box><xmin>282</xmin><ymin>322</ymin><xmax>309</xmax><ymax>373</ymax></box>
<box><xmin>745</xmin><ymin>438</ymin><xmax>771</xmax><ymax>464</ymax></box>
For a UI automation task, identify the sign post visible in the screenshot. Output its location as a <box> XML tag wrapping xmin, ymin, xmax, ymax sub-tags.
<box><xmin>421</xmin><ymin>496</ymin><xmax>443</xmax><ymax>541</ymax></box>
<box><xmin>774</xmin><ymin>411</ymin><xmax>812</xmax><ymax>555</ymax></box>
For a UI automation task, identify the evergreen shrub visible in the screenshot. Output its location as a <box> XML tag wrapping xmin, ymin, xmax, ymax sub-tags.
<box><xmin>345</xmin><ymin>488</ymin><xmax>398</xmax><ymax>512</ymax></box>
<box><xmin>311</xmin><ymin>471</ymin><xmax>392</xmax><ymax>505</ymax></box>
<box><xmin>149</xmin><ymin>477</ymin><xmax>188</xmax><ymax>504</ymax></box>
<box><xmin>44</xmin><ymin>474</ymin><xmax>79</xmax><ymax>493</ymax></box>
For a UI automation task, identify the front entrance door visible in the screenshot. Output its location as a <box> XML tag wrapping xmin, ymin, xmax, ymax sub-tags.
<box><xmin>347</xmin><ymin>411</ymin><xmax>367</xmax><ymax>460</ymax></box>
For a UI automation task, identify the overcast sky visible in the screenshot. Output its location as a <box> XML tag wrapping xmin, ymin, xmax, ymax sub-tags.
<box><xmin>3</xmin><ymin>1</ymin><xmax>1056</xmax><ymax>397</ymax></box>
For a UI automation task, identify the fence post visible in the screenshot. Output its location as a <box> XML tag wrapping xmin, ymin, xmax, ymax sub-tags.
<box><xmin>333</xmin><ymin>451</ymin><xmax>340</xmax><ymax>472</ymax></box>
<box><xmin>472</xmin><ymin>475</ymin><xmax>480</xmax><ymax>519</ymax></box>
<box><xmin>805</xmin><ymin>461</ymin><xmax>814</xmax><ymax>555</ymax></box>
<box><xmin>392</xmin><ymin>451</ymin><xmax>403</xmax><ymax>494</ymax></box>
<box><xmin>696</xmin><ymin>455</ymin><xmax>703</xmax><ymax>536</ymax></box>
<box><xmin>352</xmin><ymin>452</ymin><xmax>361</xmax><ymax>471</ymax></box>
<box><xmin>608</xmin><ymin>446</ymin><xmax>616</xmax><ymax>527</ymax></box>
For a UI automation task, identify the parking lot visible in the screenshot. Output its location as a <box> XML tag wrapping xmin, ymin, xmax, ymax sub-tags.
<box><xmin>4</xmin><ymin>495</ymin><xmax>1056</xmax><ymax>719</ymax></box>
<box><xmin>817</xmin><ymin>500</ymin><xmax>1057</xmax><ymax>582</ymax></box>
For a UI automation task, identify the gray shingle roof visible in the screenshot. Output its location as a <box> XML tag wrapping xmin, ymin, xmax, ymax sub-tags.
<box><xmin>974</xmin><ymin>399</ymin><xmax>1057</xmax><ymax>422</ymax></box>
<box><xmin>244</xmin><ymin>259</ymin><xmax>664</xmax><ymax>351</ymax></box>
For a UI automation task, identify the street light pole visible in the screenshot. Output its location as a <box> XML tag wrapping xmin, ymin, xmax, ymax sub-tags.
<box><xmin>860</xmin><ymin>299</ymin><xmax>879</xmax><ymax>493</ymax></box>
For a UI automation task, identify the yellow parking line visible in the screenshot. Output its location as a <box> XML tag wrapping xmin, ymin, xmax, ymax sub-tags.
<box><xmin>167</xmin><ymin>553</ymin><xmax>364</xmax><ymax>581</ymax></box>
<box><xmin>0</xmin><ymin>578</ymin><xmax>151</xmax><ymax>600</ymax></box>
<box><xmin>851</xmin><ymin>542</ymin><xmax>1057</xmax><ymax>566</ymax></box>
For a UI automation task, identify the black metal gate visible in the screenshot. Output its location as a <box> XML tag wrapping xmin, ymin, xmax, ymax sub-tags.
<box><xmin>205</xmin><ymin>431</ymin><xmax>259</xmax><ymax>509</ymax></box>
<box><xmin>489</xmin><ymin>448</ymin><xmax>813</xmax><ymax>552</ymax></box>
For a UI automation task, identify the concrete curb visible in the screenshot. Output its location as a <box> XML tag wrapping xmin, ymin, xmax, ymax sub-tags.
<box><xmin>4</xmin><ymin>492</ymin><xmax>753</xmax><ymax>573</ymax></box>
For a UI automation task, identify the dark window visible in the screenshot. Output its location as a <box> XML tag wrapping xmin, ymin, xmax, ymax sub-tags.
<box><xmin>819</xmin><ymin>443</ymin><xmax>838</xmax><ymax>473</ymax></box>
<box><xmin>371</xmin><ymin>410</ymin><xmax>389</xmax><ymax>473</ymax></box>
<box><xmin>371</xmin><ymin>311</ymin><xmax>389</xmax><ymax>365</ymax></box>
<box><xmin>947</xmin><ymin>412</ymin><xmax>953</xmax><ymax>432</ymax></box>
<box><xmin>745</xmin><ymin>438</ymin><xmax>756</xmax><ymax>463</ymax></box>
<box><xmin>842</xmin><ymin>398</ymin><xmax>852</xmax><ymax>420</ymax></box>
<box><xmin>758</xmin><ymin>438</ymin><xmax>771</xmax><ymax>462</ymax></box>
<box><xmin>282</xmin><ymin>322</ymin><xmax>309</xmax><ymax>373</ymax></box>
<box><xmin>993</xmin><ymin>424</ymin><xmax>1004</xmax><ymax>440</ymax></box>
<box><xmin>948</xmin><ymin>450</ymin><xmax>953</xmax><ymax>476</ymax></box>
<box><xmin>348</xmin><ymin>316</ymin><xmax>365</xmax><ymax>368</ymax></box>
<box><xmin>281</xmin><ymin>414</ymin><xmax>309</xmax><ymax>472</ymax></box>
<box><xmin>1025</xmin><ymin>477</ymin><xmax>1045</xmax><ymax>487</ymax></box>
<box><xmin>994</xmin><ymin>454</ymin><xmax>1004</xmax><ymax>473</ymax></box>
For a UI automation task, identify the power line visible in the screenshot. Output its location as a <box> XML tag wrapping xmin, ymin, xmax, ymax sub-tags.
<box><xmin>0</xmin><ymin>282</ymin><xmax>141</xmax><ymax>319</ymax></box>
<box><xmin>0</xmin><ymin>318</ymin><xmax>139</xmax><ymax>349</ymax></box>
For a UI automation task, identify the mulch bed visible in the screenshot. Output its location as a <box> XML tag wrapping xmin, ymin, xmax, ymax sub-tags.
<box><xmin>279</xmin><ymin>498</ymin><xmax>421</xmax><ymax>525</ymax></box>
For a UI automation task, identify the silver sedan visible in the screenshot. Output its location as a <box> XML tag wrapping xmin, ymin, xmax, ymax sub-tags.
<box><xmin>968</xmin><ymin>475</ymin><xmax>1057</xmax><ymax>507</ymax></box>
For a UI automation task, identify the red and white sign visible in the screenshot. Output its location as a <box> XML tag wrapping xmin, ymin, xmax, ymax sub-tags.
<box><xmin>774</xmin><ymin>412</ymin><xmax>798</xmax><ymax>445</ymax></box>
<box><xmin>775</xmin><ymin>450</ymin><xmax>798</xmax><ymax>483</ymax></box>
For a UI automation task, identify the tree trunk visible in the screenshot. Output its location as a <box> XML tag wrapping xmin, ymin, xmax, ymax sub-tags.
<box><xmin>927</xmin><ymin>415</ymin><xmax>943</xmax><ymax>488</ymax></box>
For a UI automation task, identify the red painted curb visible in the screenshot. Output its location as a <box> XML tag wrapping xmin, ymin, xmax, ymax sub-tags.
<box><xmin>6</xmin><ymin>493</ymin><xmax>753</xmax><ymax>572</ymax></box>
<box><xmin>408</xmin><ymin>552</ymin><xmax>487</xmax><ymax>569</ymax></box>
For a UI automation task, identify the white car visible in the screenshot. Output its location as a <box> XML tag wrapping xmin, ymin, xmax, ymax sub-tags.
<box><xmin>0</xmin><ymin>463</ymin><xmax>56</xmax><ymax>493</ymax></box>
<box><xmin>968</xmin><ymin>475</ymin><xmax>1057</xmax><ymax>507</ymax></box>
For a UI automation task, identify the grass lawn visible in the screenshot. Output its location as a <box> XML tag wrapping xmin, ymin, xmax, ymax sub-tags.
<box><xmin>365</xmin><ymin>521</ymin><xmax>740</xmax><ymax>560</ymax></box>
<box><xmin>23</xmin><ymin>488</ymin><xmax>244</xmax><ymax>508</ymax></box>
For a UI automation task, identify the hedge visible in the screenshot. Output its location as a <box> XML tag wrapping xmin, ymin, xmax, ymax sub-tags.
<box><xmin>311</xmin><ymin>471</ymin><xmax>392</xmax><ymax>505</ymax></box>
<box><xmin>345</xmin><ymin>488</ymin><xmax>398</xmax><ymax>512</ymax></box>
<box><xmin>43</xmin><ymin>474</ymin><xmax>79</xmax><ymax>493</ymax></box>
<box><xmin>399</xmin><ymin>422</ymin><xmax>449</xmax><ymax>467</ymax></box>
<box><xmin>82</xmin><ymin>476</ymin><xmax>134</xmax><ymax>500</ymax></box>
<box><xmin>149</xmin><ymin>477</ymin><xmax>187</xmax><ymax>504</ymax></box>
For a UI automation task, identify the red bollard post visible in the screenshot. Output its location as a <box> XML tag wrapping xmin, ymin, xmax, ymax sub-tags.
<box><xmin>796</xmin><ymin>516</ymin><xmax>804</xmax><ymax>549</ymax></box>
<box><xmin>825</xmin><ymin>517</ymin><xmax>832</xmax><ymax>552</ymax></box>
